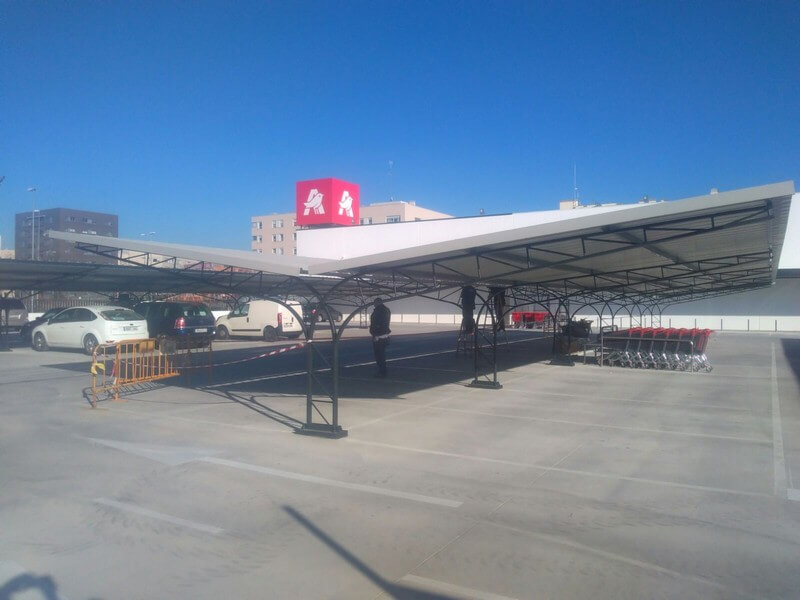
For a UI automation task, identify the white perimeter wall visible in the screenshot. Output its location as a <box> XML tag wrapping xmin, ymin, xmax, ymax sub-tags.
<box><xmin>382</xmin><ymin>278</ymin><xmax>800</xmax><ymax>331</ymax></box>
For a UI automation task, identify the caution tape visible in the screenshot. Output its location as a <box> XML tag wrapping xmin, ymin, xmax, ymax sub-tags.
<box><xmin>175</xmin><ymin>342</ymin><xmax>306</xmax><ymax>370</ymax></box>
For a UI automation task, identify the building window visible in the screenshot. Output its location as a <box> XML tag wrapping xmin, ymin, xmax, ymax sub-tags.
<box><xmin>360</xmin><ymin>217</ymin><xmax>373</xmax><ymax>225</ymax></box>
<box><xmin>254</xmin><ymin>221</ymin><xmax>263</xmax><ymax>230</ymax></box>
<box><xmin>67</xmin><ymin>216</ymin><xmax>77</xmax><ymax>222</ymax></box>
<box><xmin>271</xmin><ymin>248</ymin><xmax>284</xmax><ymax>255</ymax></box>
<box><xmin>83</xmin><ymin>217</ymin><xmax>95</xmax><ymax>224</ymax></box>
<box><xmin>386</xmin><ymin>215</ymin><xmax>401</xmax><ymax>223</ymax></box>
<box><xmin>272</xmin><ymin>233</ymin><xmax>284</xmax><ymax>242</ymax></box>
<box><xmin>292</xmin><ymin>233</ymin><xmax>297</xmax><ymax>240</ymax></box>
<box><xmin>293</xmin><ymin>247</ymin><xmax>297</xmax><ymax>255</ymax></box>
<box><xmin>272</xmin><ymin>219</ymin><xmax>283</xmax><ymax>228</ymax></box>
<box><xmin>277</xmin><ymin>247</ymin><xmax>284</xmax><ymax>255</ymax></box>
<box><xmin>67</xmin><ymin>228</ymin><xmax>76</xmax><ymax>233</ymax></box>
<box><xmin>292</xmin><ymin>219</ymin><xmax>297</xmax><ymax>226</ymax></box>
<box><xmin>252</xmin><ymin>235</ymin><xmax>262</xmax><ymax>242</ymax></box>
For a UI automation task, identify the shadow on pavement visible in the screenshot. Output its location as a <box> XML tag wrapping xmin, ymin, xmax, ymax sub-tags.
<box><xmin>0</xmin><ymin>572</ymin><xmax>78</xmax><ymax>600</ymax></box>
<box><xmin>46</xmin><ymin>329</ymin><xmax>553</xmax><ymax>415</ymax></box>
<box><xmin>780</xmin><ymin>338</ymin><xmax>800</xmax><ymax>388</ymax></box>
<box><xmin>202</xmin><ymin>331</ymin><xmax>553</xmax><ymax>401</ymax></box>
<box><xmin>203</xmin><ymin>389</ymin><xmax>305</xmax><ymax>431</ymax></box>
<box><xmin>284</xmin><ymin>505</ymin><xmax>459</xmax><ymax>599</ymax></box>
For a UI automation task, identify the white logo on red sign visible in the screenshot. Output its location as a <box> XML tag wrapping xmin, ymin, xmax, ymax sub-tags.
<box><xmin>303</xmin><ymin>189</ymin><xmax>325</xmax><ymax>215</ymax></box>
<box><xmin>338</xmin><ymin>191</ymin><xmax>354</xmax><ymax>217</ymax></box>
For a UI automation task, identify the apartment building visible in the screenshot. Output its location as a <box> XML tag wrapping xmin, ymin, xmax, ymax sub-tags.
<box><xmin>15</xmin><ymin>207</ymin><xmax>118</xmax><ymax>264</ymax></box>
<box><xmin>251</xmin><ymin>200</ymin><xmax>451</xmax><ymax>256</ymax></box>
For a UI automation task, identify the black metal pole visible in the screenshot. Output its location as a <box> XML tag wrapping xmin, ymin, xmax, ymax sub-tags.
<box><xmin>332</xmin><ymin>330</ymin><xmax>339</xmax><ymax>428</ymax></box>
<box><xmin>305</xmin><ymin>340</ymin><xmax>313</xmax><ymax>424</ymax></box>
<box><xmin>492</xmin><ymin>310</ymin><xmax>498</xmax><ymax>386</ymax></box>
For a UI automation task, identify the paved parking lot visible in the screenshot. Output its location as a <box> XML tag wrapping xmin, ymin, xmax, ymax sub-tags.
<box><xmin>1</xmin><ymin>325</ymin><xmax>799</xmax><ymax>599</ymax></box>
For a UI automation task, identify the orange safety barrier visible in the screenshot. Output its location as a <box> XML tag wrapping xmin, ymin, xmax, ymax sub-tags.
<box><xmin>90</xmin><ymin>338</ymin><xmax>180</xmax><ymax>407</ymax></box>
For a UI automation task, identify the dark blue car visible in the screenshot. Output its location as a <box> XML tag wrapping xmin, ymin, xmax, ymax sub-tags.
<box><xmin>133</xmin><ymin>301</ymin><xmax>216</xmax><ymax>349</ymax></box>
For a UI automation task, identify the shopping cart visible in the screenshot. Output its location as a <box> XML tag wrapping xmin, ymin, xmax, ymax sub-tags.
<box><xmin>601</xmin><ymin>327</ymin><xmax>714</xmax><ymax>371</ymax></box>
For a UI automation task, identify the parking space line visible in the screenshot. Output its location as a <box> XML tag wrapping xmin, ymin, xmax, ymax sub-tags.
<box><xmin>347</xmin><ymin>394</ymin><xmax>462</xmax><ymax>431</ymax></box>
<box><xmin>346</xmin><ymin>438</ymin><xmax>772</xmax><ymax>498</ymax></box>
<box><xmin>771</xmin><ymin>343</ymin><xmax>788</xmax><ymax>497</ymax></box>
<box><xmin>94</xmin><ymin>498</ymin><xmax>224</xmax><ymax>535</ymax></box>
<box><xmin>201</xmin><ymin>369</ymin><xmax>309</xmax><ymax>389</ymax></box>
<box><xmin>202</xmin><ymin>335</ymin><xmax>546</xmax><ymax>390</ymax></box>
<box><xmin>484</xmin><ymin>520</ymin><xmax>761</xmax><ymax>600</ymax></box>
<box><xmin>500</xmin><ymin>387</ymin><xmax>762</xmax><ymax>413</ymax></box>
<box><xmin>399</xmin><ymin>575</ymin><xmax>517</xmax><ymax>600</ymax></box>
<box><xmin>113</xmin><ymin>407</ymin><xmax>293</xmax><ymax>434</ymax></box>
<box><xmin>425</xmin><ymin>406</ymin><xmax>769</xmax><ymax>444</ymax></box>
<box><xmin>200</xmin><ymin>457</ymin><xmax>462</xmax><ymax>508</ymax></box>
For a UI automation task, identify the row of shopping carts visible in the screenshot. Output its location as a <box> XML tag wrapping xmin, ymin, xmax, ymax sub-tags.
<box><xmin>601</xmin><ymin>327</ymin><xmax>714</xmax><ymax>372</ymax></box>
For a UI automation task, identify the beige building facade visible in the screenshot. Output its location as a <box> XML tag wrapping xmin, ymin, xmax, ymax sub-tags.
<box><xmin>251</xmin><ymin>200</ymin><xmax>451</xmax><ymax>256</ymax></box>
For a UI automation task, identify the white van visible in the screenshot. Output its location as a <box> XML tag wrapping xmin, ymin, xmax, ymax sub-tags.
<box><xmin>215</xmin><ymin>300</ymin><xmax>303</xmax><ymax>341</ymax></box>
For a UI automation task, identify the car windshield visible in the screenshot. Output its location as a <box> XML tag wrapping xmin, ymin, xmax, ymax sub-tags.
<box><xmin>100</xmin><ymin>308</ymin><xmax>143</xmax><ymax>321</ymax></box>
<box><xmin>179</xmin><ymin>304</ymin><xmax>210</xmax><ymax>317</ymax></box>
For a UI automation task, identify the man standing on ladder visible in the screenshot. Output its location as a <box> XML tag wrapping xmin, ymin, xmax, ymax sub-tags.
<box><xmin>370</xmin><ymin>298</ymin><xmax>391</xmax><ymax>378</ymax></box>
<box><xmin>489</xmin><ymin>287</ymin><xmax>506</xmax><ymax>330</ymax></box>
<box><xmin>459</xmin><ymin>285</ymin><xmax>477</xmax><ymax>334</ymax></box>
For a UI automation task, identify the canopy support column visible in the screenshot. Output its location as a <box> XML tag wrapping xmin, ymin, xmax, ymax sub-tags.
<box><xmin>295</xmin><ymin>301</ymin><xmax>347</xmax><ymax>439</ymax></box>
<box><xmin>469</xmin><ymin>291</ymin><xmax>502</xmax><ymax>389</ymax></box>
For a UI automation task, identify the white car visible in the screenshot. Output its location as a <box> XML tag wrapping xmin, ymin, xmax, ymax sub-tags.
<box><xmin>31</xmin><ymin>306</ymin><xmax>148</xmax><ymax>354</ymax></box>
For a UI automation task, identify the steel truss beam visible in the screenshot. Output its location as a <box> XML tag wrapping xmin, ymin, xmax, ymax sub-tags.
<box><xmin>358</xmin><ymin>202</ymin><xmax>773</xmax><ymax>289</ymax></box>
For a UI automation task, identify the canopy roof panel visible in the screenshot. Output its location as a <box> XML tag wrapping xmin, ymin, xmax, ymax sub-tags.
<box><xmin>0</xmin><ymin>258</ymin><xmax>344</xmax><ymax>299</ymax></box>
<box><xmin>1</xmin><ymin>181</ymin><xmax>792</xmax><ymax>308</ymax></box>
<box><xmin>307</xmin><ymin>182</ymin><xmax>792</xmax><ymax>281</ymax></box>
<box><xmin>45</xmin><ymin>232</ymin><xmax>320</xmax><ymax>276</ymax></box>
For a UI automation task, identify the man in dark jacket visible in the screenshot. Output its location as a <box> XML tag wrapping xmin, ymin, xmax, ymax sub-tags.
<box><xmin>459</xmin><ymin>285</ymin><xmax>477</xmax><ymax>334</ymax></box>
<box><xmin>369</xmin><ymin>298</ymin><xmax>391</xmax><ymax>377</ymax></box>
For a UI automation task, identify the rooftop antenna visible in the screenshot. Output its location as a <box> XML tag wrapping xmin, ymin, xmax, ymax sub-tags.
<box><xmin>573</xmin><ymin>164</ymin><xmax>579</xmax><ymax>203</ymax></box>
<box><xmin>388</xmin><ymin>160</ymin><xmax>394</xmax><ymax>201</ymax></box>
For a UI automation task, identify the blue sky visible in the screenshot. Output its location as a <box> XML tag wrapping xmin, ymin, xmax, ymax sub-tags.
<box><xmin>2</xmin><ymin>1</ymin><xmax>799</xmax><ymax>250</ymax></box>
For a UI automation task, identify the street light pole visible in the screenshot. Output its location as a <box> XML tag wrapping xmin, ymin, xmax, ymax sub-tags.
<box><xmin>139</xmin><ymin>232</ymin><xmax>156</xmax><ymax>265</ymax></box>
<box><xmin>27</xmin><ymin>187</ymin><xmax>36</xmax><ymax>260</ymax></box>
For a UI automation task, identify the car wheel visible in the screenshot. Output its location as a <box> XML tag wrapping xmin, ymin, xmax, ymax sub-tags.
<box><xmin>83</xmin><ymin>334</ymin><xmax>99</xmax><ymax>355</ymax></box>
<box><xmin>263</xmin><ymin>326</ymin><xmax>278</xmax><ymax>342</ymax></box>
<box><xmin>32</xmin><ymin>332</ymin><xmax>48</xmax><ymax>352</ymax></box>
<box><xmin>216</xmin><ymin>325</ymin><xmax>229</xmax><ymax>340</ymax></box>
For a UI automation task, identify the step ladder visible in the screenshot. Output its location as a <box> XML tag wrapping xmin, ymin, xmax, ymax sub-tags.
<box><xmin>456</xmin><ymin>321</ymin><xmax>474</xmax><ymax>355</ymax></box>
<box><xmin>457</xmin><ymin>322</ymin><xmax>509</xmax><ymax>355</ymax></box>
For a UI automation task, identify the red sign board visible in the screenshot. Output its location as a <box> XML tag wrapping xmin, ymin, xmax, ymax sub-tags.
<box><xmin>295</xmin><ymin>178</ymin><xmax>360</xmax><ymax>227</ymax></box>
